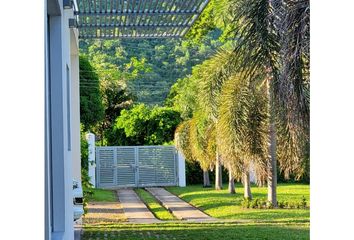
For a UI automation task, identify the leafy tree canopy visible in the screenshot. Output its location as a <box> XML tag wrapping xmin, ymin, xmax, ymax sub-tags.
<box><xmin>108</xmin><ymin>104</ymin><xmax>181</xmax><ymax>146</ymax></box>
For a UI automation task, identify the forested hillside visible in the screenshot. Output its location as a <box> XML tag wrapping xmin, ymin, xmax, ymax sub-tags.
<box><xmin>79</xmin><ymin>29</ymin><xmax>223</xmax><ymax>105</ymax></box>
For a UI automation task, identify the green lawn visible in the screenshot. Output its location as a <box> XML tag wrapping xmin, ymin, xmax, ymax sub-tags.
<box><xmin>83</xmin><ymin>184</ymin><xmax>310</xmax><ymax>240</ymax></box>
<box><xmin>166</xmin><ymin>183</ymin><xmax>310</xmax><ymax>223</ymax></box>
<box><xmin>87</xmin><ymin>188</ymin><xmax>117</xmax><ymax>202</ymax></box>
<box><xmin>83</xmin><ymin>222</ymin><xmax>309</xmax><ymax>240</ymax></box>
<box><xmin>135</xmin><ymin>188</ymin><xmax>176</xmax><ymax>220</ymax></box>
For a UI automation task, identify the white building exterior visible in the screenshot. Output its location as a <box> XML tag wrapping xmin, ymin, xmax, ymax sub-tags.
<box><xmin>45</xmin><ymin>1</ymin><xmax>80</xmax><ymax>239</ymax></box>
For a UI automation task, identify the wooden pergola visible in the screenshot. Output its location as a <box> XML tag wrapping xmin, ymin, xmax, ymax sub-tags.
<box><xmin>75</xmin><ymin>0</ymin><xmax>210</xmax><ymax>39</ymax></box>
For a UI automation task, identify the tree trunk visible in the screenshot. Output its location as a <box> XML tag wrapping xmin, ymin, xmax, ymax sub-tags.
<box><xmin>100</xmin><ymin>122</ymin><xmax>105</xmax><ymax>146</ymax></box>
<box><xmin>215</xmin><ymin>152</ymin><xmax>223</xmax><ymax>190</ymax></box>
<box><xmin>267</xmin><ymin>121</ymin><xmax>278</xmax><ymax>207</ymax></box>
<box><xmin>243</xmin><ymin>171</ymin><xmax>252</xmax><ymax>199</ymax></box>
<box><xmin>203</xmin><ymin>170</ymin><xmax>211</xmax><ymax>188</ymax></box>
<box><xmin>267</xmin><ymin>78</ymin><xmax>278</xmax><ymax>207</ymax></box>
<box><xmin>228</xmin><ymin>165</ymin><xmax>235</xmax><ymax>194</ymax></box>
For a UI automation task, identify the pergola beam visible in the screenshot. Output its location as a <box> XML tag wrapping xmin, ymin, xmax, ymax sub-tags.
<box><xmin>81</xmin><ymin>35</ymin><xmax>181</xmax><ymax>39</ymax></box>
<box><xmin>76</xmin><ymin>10</ymin><xmax>200</xmax><ymax>16</ymax></box>
<box><xmin>79</xmin><ymin>23</ymin><xmax>191</xmax><ymax>28</ymax></box>
<box><xmin>76</xmin><ymin>0</ymin><xmax>210</xmax><ymax>39</ymax></box>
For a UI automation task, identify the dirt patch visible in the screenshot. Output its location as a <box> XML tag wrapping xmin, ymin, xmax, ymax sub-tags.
<box><xmin>83</xmin><ymin>201</ymin><xmax>127</xmax><ymax>225</ymax></box>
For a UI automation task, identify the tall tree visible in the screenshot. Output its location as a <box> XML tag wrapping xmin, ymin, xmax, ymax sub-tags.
<box><xmin>97</xmin><ymin>79</ymin><xmax>134</xmax><ymax>145</ymax></box>
<box><xmin>227</xmin><ymin>163</ymin><xmax>236</xmax><ymax>194</ymax></box>
<box><xmin>109</xmin><ymin>104</ymin><xmax>181</xmax><ymax>146</ymax></box>
<box><xmin>189</xmin><ymin>113</ymin><xmax>216</xmax><ymax>188</ymax></box>
<box><xmin>217</xmin><ymin>73</ymin><xmax>269</xmax><ymax>199</ymax></box>
<box><xmin>175</xmin><ymin>120</ymin><xmax>211</xmax><ymax>188</ymax></box>
<box><xmin>198</xmin><ymin>46</ymin><xmax>236</xmax><ymax>190</ymax></box>
<box><xmin>79</xmin><ymin>55</ymin><xmax>104</xmax><ymax>131</ymax></box>
<box><xmin>226</xmin><ymin>0</ymin><xmax>310</xmax><ymax>206</ymax></box>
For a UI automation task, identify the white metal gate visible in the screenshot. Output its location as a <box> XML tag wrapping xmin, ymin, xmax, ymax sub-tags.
<box><xmin>96</xmin><ymin>146</ymin><xmax>178</xmax><ymax>188</ymax></box>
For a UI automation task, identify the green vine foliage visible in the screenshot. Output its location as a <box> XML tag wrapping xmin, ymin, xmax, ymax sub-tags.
<box><xmin>80</xmin><ymin>124</ymin><xmax>93</xmax><ymax>214</ymax></box>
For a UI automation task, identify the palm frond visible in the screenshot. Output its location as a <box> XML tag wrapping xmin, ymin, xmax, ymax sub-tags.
<box><xmin>189</xmin><ymin>112</ymin><xmax>215</xmax><ymax>171</ymax></box>
<box><xmin>174</xmin><ymin>120</ymin><xmax>194</xmax><ymax>162</ymax></box>
<box><xmin>217</xmin><ymin>73</ymin><xmax>269</xmax><ymax>184</ymax></box>
<box><xmin>276</xmin><ymin>0</ymin><xmax>310</xmax><ymax>129</ymax></box>
<box><xmin>198</xmin><ymin>45</ymin><xmax>238</xmax><ymax>122</ymax></box>
<box><xmin>228</xmin><ymin>0</ymin><xmax>280</xmax><ymax>80</ymax></box>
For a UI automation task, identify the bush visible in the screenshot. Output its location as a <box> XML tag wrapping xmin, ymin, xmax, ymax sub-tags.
<box><xmin>241</xmin><ymin>197</ymin><xmax>309</xmax><ymax>209</ymax></box>
<box><xmin>241</xmin><ymin>198</ymin><xmax>251</xmax><ymax>208</ymax></box>
<box><xmin>81</xmin><ymin>169</ymin><xmax>93</xmax><ymax>214</ymax></box>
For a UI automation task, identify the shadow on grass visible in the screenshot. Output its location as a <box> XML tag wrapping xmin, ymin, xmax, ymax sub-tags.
<box><xmin>221</xmin><ymin>209</ymin><xmax>310</xmax><ymax>221</ymax></box>
<box><xmin>83</xmin><ymin>222</ymin><xmax>310</xmax><ymax>240</ymax></box>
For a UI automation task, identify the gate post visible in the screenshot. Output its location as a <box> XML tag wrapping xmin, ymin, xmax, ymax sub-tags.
<box><xmin>86</xmin><ymin>133</ymin><xmax>96</xmax><ymax>188</ymax></box>
<box><xmin>177</xmin><ymin>151</ymin><xmax>186</xmax><ymax>187</ymax></box>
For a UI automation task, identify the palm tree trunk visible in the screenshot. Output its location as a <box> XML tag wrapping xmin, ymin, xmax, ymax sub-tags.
<box><xmin>267</xmin><ymin>78</ymin><xmax>278</xmax><ymax>207</ymax></box>
<box><xmin>215</xmin><ymin>152</ymin><xmax>223</xmax><ymax>190</ymax></box>
<box><xmin>203</xmin><ymin>169</ymin><xmax>211</xmax><ymax>188</ymax></box>
<box><xmin>228</xmin><ymin>164</ymin><xmax>235</xmax><ymax>194</ymax></box>
<box><xmin>267</xmin><ymin>121</ymin><xmax>278</xmax><ymax>206</ymax></box>
<box><xmin>243</xmin><ymin>171</ymin><xmax>252</xmax><ymax>199</ymax></box>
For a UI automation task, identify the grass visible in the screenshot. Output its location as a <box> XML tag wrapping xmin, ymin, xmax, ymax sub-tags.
<box><xmin>166</xmin><ymin>183</ymin><xmax>310</xmax><ymax>223</ymax></box>
<box><xmin>83</xmin><ymin>222</ymin><xmax>310</xmax><ymax>240</ymax></box>
<box><xmin>87</xmin><ymin>188</ymin><xmax>117</xmax><ymax>202</ymax></box>
<box><xmin>83</xmin><ymin>183</ymin><xmax>310</xmax><ymax>239</ymax></box>
<box><xmin>135</xmin><ymin>188</ymin><xmax>176</xmax><ymax>220</ymax></box>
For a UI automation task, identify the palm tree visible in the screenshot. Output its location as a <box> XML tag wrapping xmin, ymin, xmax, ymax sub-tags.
<box><xmin>175</xmin><ymin>120</ymin><xmax>211</xmax><ymax>187</ymax></box>
<box><xmin>227</xmin><ymin>163</ymin><xmax>236</xmax><ymax>194</ymax></box>
<box><xmin>190</xmin><ymin>113</ymin><xmax>216</xmax><ymax>188</ymax></box>
<box><xmin>275</xmin><ymin>0</ymin><xmax>310</xmax><ymax>180</ymax></box>
<box><xmin>194</xmin><ymin>44</ymin><xmax>270</xmax><ymax>197</ymax></box>
<box><xmin>225</xmin><ymin>0</ymin><xmax>310</xmax><ymax>206</ymax></box>
<box><xmin>217</xmin><ymin>73</ymin><xmax>269</xmax><ymax>200</ymax></box>
<box><xmin>198</xmin><ymin>46</ymin><xmax>237</xmax><ymax>190</ymax></box>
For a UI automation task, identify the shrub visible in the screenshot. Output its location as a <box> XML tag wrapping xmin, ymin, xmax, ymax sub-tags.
<box><xmin>241</xmin><ymin>197</ymin><xmax>308</xmax><ymax>209</ymax></box>
<box><xmin>81</xmin><ymin>169</ymin><xmax>93</xmax><ymax>214</ymax></box>
<box><xmin>80</xmin><ymin>125</ymin><xmax>93</xmax><ymax>214</ymax></box>
<box><xmin>266</xmin><ymin>201</ymin><xmax>274</xmax><ymax>209</ymax></box>
<box><xmin>241</xmin><ymin>198</ymin><xmax>251</xmax><ymax>208</ymax></box>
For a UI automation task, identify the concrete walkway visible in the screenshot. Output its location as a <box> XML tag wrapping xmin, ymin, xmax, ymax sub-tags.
<box><xmin>146</xmin><ymin>188</ymin><xmax>214</xmax><ymax>221</ymax></box>
<box><xmin>117</xmin><ymin>189</ymin><xmax>161</xmax><ymax>223</ymax></box>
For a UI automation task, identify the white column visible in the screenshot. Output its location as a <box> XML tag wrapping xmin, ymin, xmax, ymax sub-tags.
<box><xmin>70</xmin><ymin>27</ymin><xmax>80</xmax><ymax>182</ymax></box>
<box><xmin>86</xmin><ymin>133</ymin><xmax>96</xmax><ymax>187</ymax></box>
<box><xmin>177</xmin><ymin>151</ymin><xmax>186</xmax><ymax>187</ymax></box>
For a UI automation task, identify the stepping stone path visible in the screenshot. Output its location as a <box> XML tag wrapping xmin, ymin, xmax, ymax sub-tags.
<box><xmin>146</xmin><ymin>187</ymin><xmax>214</xmax><ymax>221</ymax></box>
<box><xmin>117</xmin><ymin>189</ymin><xmax>161</xmax><ymax>223</ymax></box>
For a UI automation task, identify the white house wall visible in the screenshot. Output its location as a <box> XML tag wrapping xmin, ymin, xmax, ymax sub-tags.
<box><xmin>70</xmin><ymin>26</ymin><xmax>81</xmax><ymax>183</ymax></box>
<box><xmin>46</xmin><ymin>0</ymin><xmax>79</xmax><ymax>239</ymax></box>
<box><xmin>45</xmin><ymin>1</ymin><xmax>53</xmax><ymax>239</ymax></box>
